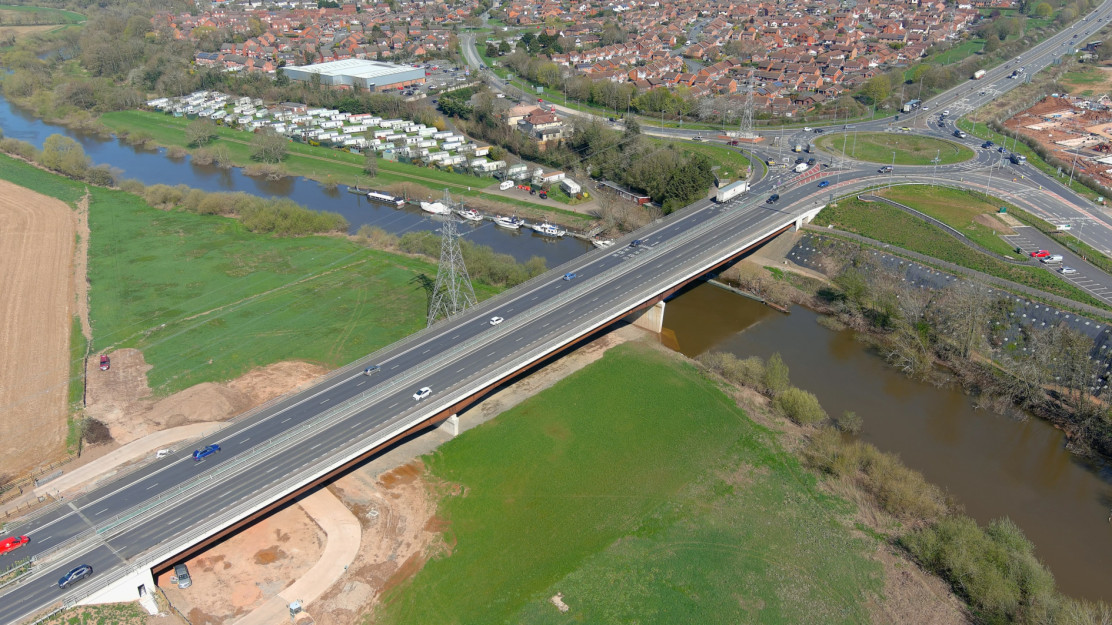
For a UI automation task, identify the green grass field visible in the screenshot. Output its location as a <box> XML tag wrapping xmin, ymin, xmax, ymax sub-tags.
<box><xmin>814</xmin><ymin>195</ymin><xmax>1109</xmax><ymax>309</ymax></box>
<box><xmin>926</xmin><ymin>39</ymin><xmax>986</xmax><ymax>67</ymax></box>
<box><xmin>0</xmin><ymin>4</ymin><xmax>84</xmax><ymax>23</ymax></box>
<box><xmin>96</xmin><ymin>111</ymin><xmax>570</xmax><ymax>218</ymax></box>
<box><xmin>667</xmin><ymin>139</ymin><xmax>752</xmax><ymax>181</ymax></box>
<box><xmin>816</xmin><ymin>132</ymin><xmax>974</xmax><ymax>165</ymax></box>
<box><xmin>877</xmin><ymin>186</ymin><xmax>1018</xmax><ymax>257</ymax></box>
<box><xmin>0</xmin><ymin>154</ymin><xmax>493</xmax><ymax>395</ymax></box>
<box><xmin>374</xmin><ymin>343</ymin><xmax>883</xmax><ymax>624</ymax></box>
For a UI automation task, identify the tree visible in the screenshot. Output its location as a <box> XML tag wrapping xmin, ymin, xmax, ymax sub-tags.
<box><xmin>1034</xmin><ymin>2</ymin><xmax>1053</xmax><ymax>17</ymax></box>
<box><xmin>862</xmin><ymin>75</ymin><xmax>891</xmax><ymax>105</ymax></box>
<box><xmin>363</xmin><ymin>151</ymin><xmax>378</xmax><ymax>177</ymax></box>
<box><xmin>40</xmin><ymin>134</ymin><xmax>89</xmax><ymax>178</ymax></box>
<box><xmin>250</xmin><ymin>129</ymin><xmax>288</xmax><ymax>163</ymax></box>
<box><xmin>763</xmin><ymin>353</ymin><xmax>791</xmax><ymax>397</ymax></box>
<box><xmin>984</xmin><ymin>33</ymin><xmax>1002</xmax><ymax>53</ymax></box>
<box><xmin>185</xmin><ymin>119</ymin><xmax>218</xmax><ymax>147</ymax></box>
<box><xmin>498</xmin><ymin>40</ymin><xmax>511</xmax><ymax>55</ymax></box>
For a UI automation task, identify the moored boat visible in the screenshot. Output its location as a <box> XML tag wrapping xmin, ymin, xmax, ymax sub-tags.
<box><xmin>592</xmin><ymin>239</ymin><xmax>615</xmax><ymax>249</ymax></box>
<box><xmin>420</xmin><ymin>201</ymin><xmax>452</xmax><ymax>215</ymax></box>
<box><xmin>457</xmin><ymin>208</ymin><xmax>483</xmax><ymax>221</ymax></box>
<box><xmin>367</xmin><ymin>190</ymin><xmax>406</xmax><ymax>207</ymax></box>
<box><xmin>494</xmin><ymin>215</ymin><xmax>523</xmax><ymax>229</ymax></box>
<box><xmin>531</xmin><ymin>221</ymin><xmax>567</xmax><ymax>238</ymax></box>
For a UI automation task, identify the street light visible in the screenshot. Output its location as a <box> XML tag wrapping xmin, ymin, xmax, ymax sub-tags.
<box><xmin>889</xmin><ymin>151</ymin><xmax>896</xmax><ymax>189</ymax></box>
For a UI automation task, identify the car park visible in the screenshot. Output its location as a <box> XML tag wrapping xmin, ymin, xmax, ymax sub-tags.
<box><xmin>191</xmin><ymin>444</ymin><xmax>220</xmax><ymax>461</ymax></box>
<box><xmin>413</xmin><ymin>387</ymin><xmax>431</xmax><ymax>401</ymax></box>
<box><xmin>818</xmin><ymin>180</ymin><xmax>830</xmax><ymax>188</ymax></box>
<box><xmin>1061</xmin><ymin>266</ymin><xmax>1078</xmax><ymax>274</ymax></box>
<box><xmin>0</xmin><ymin>535</ymin><xmax>29</xmax><ymax>555</ymax></box>
<box><xmin>489</xmin><ymin>316</ymin><xmax>504</xmax><ymax>325</ymax></box>
<box><xmin>58</xmin><ymin>564</ymin><xmax>93</xmax><ymax>589</ymax></box>
<box><xmin>1030</xmin><ymin>249</ymin><xmax>1051</xmax><ymax>258</ymax></box>
<box><xmin>563</xmin><ymin>272</ymin><xmax>577</xmax><ymax>280</ymax></box>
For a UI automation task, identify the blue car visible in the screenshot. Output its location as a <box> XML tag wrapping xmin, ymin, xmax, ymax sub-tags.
<box><xmin>192</xmin><ymin>444</ymin><xmax>221</xmax><ymax>462</ymax></box>
<box><xmin>563</xmin><ymin>272</ymin><xmax>577</xmax><ymax>281</ymax></box>
<box><xmin>818</xmin><ymin>180</ymin><xmax>830</xmax><ymax>188</ymax></box>
<box><xmin>58</xmin><ymin>564</ymin><xmax>93</xmax><ymax>589</ymax></box>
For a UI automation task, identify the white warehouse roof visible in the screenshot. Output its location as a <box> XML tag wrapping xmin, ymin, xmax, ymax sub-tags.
<box><xmin>283</xmin><ymin>59</ymin><xmax>423</xmax><ymax>90</ymax></box>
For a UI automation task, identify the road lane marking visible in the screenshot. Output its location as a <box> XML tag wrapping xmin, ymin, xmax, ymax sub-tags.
<box><xmin>319</xmin><ymin>399</ymin><xmax>330</xmax><ymax>405</ymax></box>
<box><xmin>388</xmin><ymin>402</ymin><xmax>399</xmax><ymax>409</ymax></box>
<box><xmin>356</xmin><ymin>381</ymin><xmax>366</xmax><ymax>386</ymax></box>
<box><xmin>146</xmin><ymin>484</ymin><xmax>158</xmax><ymax>490</ymax></box>
<box><xmin>239</xmin><ymin>437</ymin><xmax>250</xmax><ymax>444</ymax></box>
<box><xmin>391</xmin><ymin>364</ymin><xmax>399</xmax><ymax>369</ymax></box>
<box><xmin>281</xmin><ymin>417</ymin><xmax>291</xmax><ymax>423</ymax></box>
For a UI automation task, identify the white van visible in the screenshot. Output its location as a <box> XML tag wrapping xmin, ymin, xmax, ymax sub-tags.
<box><xmin>1041</xmin><ymin>254</ymin><xmax>1064</xmax><ymax>264</ymax></box>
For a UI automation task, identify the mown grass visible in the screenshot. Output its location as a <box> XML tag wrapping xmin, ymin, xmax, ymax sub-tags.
<box><xmin>375</xmin><ymin>342</ymin><xmax>883</xmax><ymax>624</ymax></box>
<box><xmin>877</xmin><ymin>186</ymin><xmax>1019</xmax><ymax>257</ymax></box>
<box><xmin>97</xmin><ymin>111</ymin><xmax>561</xmax><ymax>215</ymax></box>
<box><xmin>0</xmin><ymin>154</ymin><xmax>493</xmax><ymax>396</ymax></box>
<box><xmin>666</xmin><ymin>139</ymin><xmax>752</xmax><ymax>181</ymax></box>
<box><xmin>67</xmin><ymin>316</ymin><xmax>86</xmax><ymax>406</ymax></box>
<box><xmin>816</xmin><ymin>132</ymin><xmax>975</xmax><ymax>165</ymax></box>
<box><xmin>0</xmin><ymin>4</ymin><xmax>85</xmax><ymax>23</ymax></box>
<box><xmin>814</xmin><ymin>196</ymin><xmax>1110</xmax><ymax>309</ymax></box>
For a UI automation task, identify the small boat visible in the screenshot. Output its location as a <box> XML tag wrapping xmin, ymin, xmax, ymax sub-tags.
<box><xmin>420</xmin><ymin>201</ymin><xmax>452</xmax><ymax>215</ymax></box>
<box><xmin>592</xmin><ymin>239</ymin><xmax>615</xmax><ymax>249</ymax></box>
<box><xmin>367</xmin><ymin>190</ymin><xmax>406</xmax><ymax>207</ymax></box>
<box><xmin>457</xmin><ymin>208</ymin><xmax>483</xmax><ymax>222</ymax></box>
<box><xmin>494</xmin><ymin>215</ymin><xmax>523</xmax><ymax>230</ymax></box>
<box><xmin>531</xmin><ymin>221</ymin><xmax>567</xmax><ymax>238</ymax></box>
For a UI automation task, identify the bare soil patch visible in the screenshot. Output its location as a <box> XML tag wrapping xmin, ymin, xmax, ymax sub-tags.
<box><xmin>973</xmin><ymin>213</ymin><xmax>1016</xmax><ymax>235</ymax></box>
<box><xmin>0</xmin><ymin>179</ymin><xmax>75</xmax><ymax>477</ymax></box>
<box><xmin>159</xmin><ymin>501</ymin><xmax>325</xmax><ymax>623</ymax></box>
<box><xmin>85</xmin><ymin>353</ymin><xmax>327</xmax><ymax>445</ymax></box>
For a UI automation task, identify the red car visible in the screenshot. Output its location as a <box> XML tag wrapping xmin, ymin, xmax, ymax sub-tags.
<box><xmin>1030</xmin><ymin>249</ymin><xmax>1051</xmax><ymax>258</ymax></box>
<box><xmin>99</xmin><ymin>355</ymin><xmax>110</xmax><ymax>371</ymax></box>
<box><xmin>0</xmin><ymin>535</ymin><xmax>29</xmax><ymax>556</ymax></box>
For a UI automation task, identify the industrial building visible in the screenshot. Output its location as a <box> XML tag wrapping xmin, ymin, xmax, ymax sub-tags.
<box><xmin>282</xmin><ymin>59</ymin><xmax>425</xmax><ymax>91</ymax></box>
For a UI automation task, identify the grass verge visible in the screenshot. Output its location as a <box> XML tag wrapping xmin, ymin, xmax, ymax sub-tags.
<box><xmin>67</xmin><ymin>316</ymin><xmax>86</xmax><ymax>406</ymax></box>
<box><xmin>375</xmin><ymin>342</ymin><xmax>882</xmax><ymax>624</ymax></box>
<box><xmin>816</xmin><ymin>132</ymin><xmax>975</xmax><ymax>165</ymax></box>
<box><xmin>876</xmin><ymin>186</ymin><xmax>1020</xmax><ymax>257</ymax></box>
<box><xmin>814</xmin><ymin>195</ymin><xmax>1110</xmax><ymax>309</ymax></box>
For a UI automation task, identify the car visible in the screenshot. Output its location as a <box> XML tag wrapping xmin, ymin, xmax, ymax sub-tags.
<box><xmin>692</xmin><ymin>135</ymin><xmax>705</xmax><ymax>141</ymax></box>
<box><xmin>806</xmin><ymin>157</ymin><xmax>816</xmax><ymax>165</ymax></box>
<box><xmin>982</xmin><ymin>141</ymin><xmax>995</xmax><ymax>148</ymax></box>
<box><xmin>766</xmin><ymin>194</ymin><xmax>780</xmax><ymax>204</ymax></box>
<box><xmin>413</xmin><ymin>387</ymin><xmax>432</xmax><ymax>401</ymax></box>
<box><xmin>943</xmin><ymin>110</ymin><xmax>951</xmax><ymax>116</ymax></box>
<box><xmin>630</xmin><ymin>239</ymin><xmax>643</xmax><ymax>247</ymax></box>
<box><xmin>1060</xmin><ymin>266</ymin><xmax>1078</xmax><ymax>274</ymax></box>
<box><xmin>58</xmin><ymin>564</ymin><xmax>93</xmax><ymax>589</ymax></box>
<box><xmin>879</xmin><ymin>165</ymin><xmax>894</xmax><ymax>173</ymax></box>
<box><xmin>489</xmin><ymin>316</ymin><xmax>504</xmax><ymax>325</ymax></box>
<box><xmin>191</xmin><ymin>444</ymin><xmax>220</xmax><ymax>462</ymax></box>
<box><xmin>563</xmin><ymin>272</ymin><xmax>577</xmax><ymax>280</ymax></box>
<box><xmin>539</xmin><ymin>191</ymin><xmax>548</xmax><ymax>199</ymax></box>
<box><xmin>843</xmin><ymin>124</ymin><xmax>852</xmax><ymax>129</ymax></box>
<box><xmin>529</xmin><ymin>188</ymin><xmax>537</xmax><ymax>195</ymax></box>
<box><xmin>900</xmin><ymin>126</ymin><xmax>912</xmax><ymax>131</ymax></box>
<box><xmin>998</xmin><ymin>146</ymin><xmax>1006</xmax><ymax>153</ymax></box>
<box><xmin>922</xmin><ymin>106</ymin><xmax>930</xmax><ymax>111</ymax></box>
<box><xmin>99</xmin><ymin>355</ymin><xmax>110</xmax><ymax>371</ymax></box>
<box><xmin>818</xmin><ymin>180</ymin><xmax>830</xmax><ymax>188</ymax></box>
<box><xmin>954</xmin><ymin>130</ymin><xmax>967</xmax><ymax>138</ymax></box>
<box><xmin>0</xmin><ymin>535</ymin><xmax>29</xmax><ymax>556</ymax></box>
<box><xmin>814</xmin><ymin>128</ymin><xmax>824</xmax><ymax>133</ymax></box>
<box><xmin>1030</xmin><ymin>249</ymin><xmax>1051</xmax><ymax>258</ymax></box>
<box><xmin>362</xmin><ymin>365</ymin><xmax>380</xmax><ymax>376</ymax></box>
<box><xmin>979</xmin><ymin>91</ymin><xmax>987</xmax><ymax>96</ymax></box>
<box><xmin>173</xmin><ymin>564</ymin><xmax>192</xmax><ymax>589</ymax></box>
<box><xmin>795</xmin><ymin>157</ymin><xmax>804</xmax><ymax>164</ymax></box>
<box><xmin>803</xmin><ymin>126</ymin><xmax>812</xmax><ymax>131</ymax></box>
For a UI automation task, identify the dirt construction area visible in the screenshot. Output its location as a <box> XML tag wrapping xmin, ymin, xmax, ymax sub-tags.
<box><xmin>0</xmin><ymin>179</ymin><xmax>75</xmax><ymax>479</ymax></box>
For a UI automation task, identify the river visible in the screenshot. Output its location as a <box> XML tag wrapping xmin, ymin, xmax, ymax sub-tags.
<box><xmin>663</xmin><ymin>282</ymin><xmax>1112</xmax><ymax>603</ymax></box>
<box><xmin>0</xmin><ymin>94</ymin><xmax>592</xmax><ymax>264</ymax></box>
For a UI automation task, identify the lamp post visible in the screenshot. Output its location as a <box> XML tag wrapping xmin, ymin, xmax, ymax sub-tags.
<box><xmin>889</xmin><ymin>151</ymin><xmax>896</xmax><ymax>189</ymax></box>
<box><xmin>932</xmin><ymin>149</ymin><xmax>940</xmax><ymax>186</ymax></box>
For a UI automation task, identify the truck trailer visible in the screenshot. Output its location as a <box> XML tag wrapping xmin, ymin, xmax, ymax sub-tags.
<box><xmin>793</xmin><ymin>163</ymin><xmax>809</xmax><ymax>173</ymax></box>
<box><xmin>973</xmin><ymin>69</ymin><xmax>987</xmax><ymax>80</ymax></box>
<box><xmin>714</xmin><ymin>180</ymin><xmax>749</xmax><ymax>202</ymax></box>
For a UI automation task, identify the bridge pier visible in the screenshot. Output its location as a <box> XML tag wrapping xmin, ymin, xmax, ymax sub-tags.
<box><xmin>77</xmin><ymin>566</ymin><xmax>159</xmax><ymax>615</ymax></box>
<box><xmin>626</xmin><ymin>300</ymin><xmax>666</xmax><ymax>334</ymax></box>
<box><xmin>438</xmin><ymin>414</ymin><xmax>459</xmax><ymax>437</ymax></box>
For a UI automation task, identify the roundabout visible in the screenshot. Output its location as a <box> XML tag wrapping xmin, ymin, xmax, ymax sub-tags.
<box><xmin>814</xmin><ymin>132</ymin><xmax>976</xmax><ymax>165</ymax></box>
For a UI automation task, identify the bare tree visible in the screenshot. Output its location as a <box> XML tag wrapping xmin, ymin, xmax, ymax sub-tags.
<box><xmin>250</xmin><ymin>129</ymin><xmax>288</xmax><ymax>164</ymax></box>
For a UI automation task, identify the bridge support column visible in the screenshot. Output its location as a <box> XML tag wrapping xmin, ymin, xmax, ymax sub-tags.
<box><xmin>794</xmin><ymin>205</ymin><xmax>826</xmax><ymax>231</ymax></box>
<box><xmin>78</xmin><ymin>566</ymin><xmax>159</xmax><ymax>615</ymax></box>
<box><xmin>626</xmin><ymin>300</ymin><xmax>666</xmax><ymax>334</ymax></box>
<box><xmin>438</xmin><ymin>414</ymin><xmax>459</xmax><ymax>437</ymax></box>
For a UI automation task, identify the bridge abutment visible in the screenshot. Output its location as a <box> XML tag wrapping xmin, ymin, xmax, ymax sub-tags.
<box><xmin>78</xmin><ymin>566</ymin><xmax>159</xmax><ymax>615</ymax></box>
<box><xmin>438</xmin><ymin>414</ymin><xmax>459</xmax><ymax>437</ymax></box>
<box><xmin>626</xmin><ymin>300</ymin><xmax>666</xmax><ymax>333</ymax></box>
<box><xmin>794</xmin><ymin>205</ymin><xmax>825</xmax><ymax>231</ymax></box>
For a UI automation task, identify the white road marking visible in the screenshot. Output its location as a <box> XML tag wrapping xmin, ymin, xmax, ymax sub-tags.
<box><xmin>319</xmin><ymin>399</ymin><xmax>330</xmax><ymax>405</ymax></box>
<box><xmin>281</xmin><ymin>417</ymin><xmax>291</xmax><ymax>423</ymax></box>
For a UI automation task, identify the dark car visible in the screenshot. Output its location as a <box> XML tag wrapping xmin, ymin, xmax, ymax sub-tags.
<box><xmin>806</xmin><ymin>158</ymin><xmax>816</xmax><ymax>165</ymax></box>
<box><xmin>630</xmin><ymin>239</ymin><xmax>643</xmax><ymax>247</ymax></box>
<box><xmin>814</xmin><ymin>128</ymin><xmax>824</xmax><ymax>133</ymax></box>
<box><xmin>362</xmin><ymin>365</ymin><xmax>380</xmax><ymax>376</ymax></box>
<box><xmin>982</xmin><ymin>141</ymin><xmax>994</xmax><ymax>148</ymax></box>
<box><xmin>192</xmin><ymin>444</ymin><xmax>221</xmax><ymax>462</ymax></box>
<box><xmin>766</xmin><ymin>194</ymin><xmax>780</xmax><ymax>204</ymax></box>
<box><xmin>58</xmin><ymin>564</ymin><xmax>93</xmax><ymax>589</ymax></box>
<box><xmin>539</xmin><ymin>191</ymin><xmax>548</xmax><ymax>199</ymax></box>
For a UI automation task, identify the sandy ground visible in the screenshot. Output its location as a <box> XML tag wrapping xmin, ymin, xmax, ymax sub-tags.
<box><xmin>85</xmin><ymin>352</ymin><xmax>328</xmax><ymax>445</ymax></box>
<box><xmin>0</xmin><ymin>179</ymin><xmax>75</xmax><ymax>478</ymax></box>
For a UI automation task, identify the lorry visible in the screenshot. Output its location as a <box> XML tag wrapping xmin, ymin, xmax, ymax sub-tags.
<box><xmin>793</xmin><ymin>162</ymin><xmax>809</xmax><ymax>173</ymax></box>
<box><xmin>714</xmin><ymin>180</ymin><xmax>749</xmax><ymax>202</ymax></box>
<box><xmin>973</xmin><ymin>69</ymin><xmax>987</xmax><ymax>80</ymax></box>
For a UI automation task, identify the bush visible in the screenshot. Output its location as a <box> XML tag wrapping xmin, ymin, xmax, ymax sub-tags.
<box><xmin>835</xmin><ymin>410</ymin><xmax>864</xmax><ymax>434</ymax></box>
<box><xmin>901</xmin><ymin>516</ymin><xmax>1057</xmax><ymax>623</ymax></box>
<box><xmin>775</xmin><ymin>387</ymin><xmax>827</xmax><ymax>425</ymax></box>
<box><xmin>698</xmin><ymin>352</ymin><xmax>767</xmax><ymax>390</ymax></box>
<box><xmin>763</xmin><ymin>352</ymin><xmax>791</xmax><ymax>397</ymax></box>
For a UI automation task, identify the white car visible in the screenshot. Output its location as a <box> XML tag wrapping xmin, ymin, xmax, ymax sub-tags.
<box><xmin>489</xmin><ymin>316</ymin><xmax>504</xmax><ymax>325</ymax></box>
<box><xmin>1060</xmin><ymin>266</ymin><xmax>1078</xmax><ymax>274</ymax></box>
<box><xmin>803</xmin><ymin>126</ymin><xmax>812</xmax><ymax>131</ymax></box>
<box><xmin>413</xmin><ymin>387</ymin><xmax>432</xmax><ymax>401</ymax></box>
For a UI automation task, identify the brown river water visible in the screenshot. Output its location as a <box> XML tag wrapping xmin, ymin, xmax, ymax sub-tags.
<box><xmin>663</xmin><ymin>281</ymin><xmax>1112</xmax><ymax>603</ymax></box>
